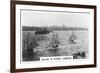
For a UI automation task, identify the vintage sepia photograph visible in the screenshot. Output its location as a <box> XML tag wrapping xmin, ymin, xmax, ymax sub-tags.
<box><xmin>21</xmin><ymin>9</ymin><xmax>89</xmax><ymax>62</ymax></box>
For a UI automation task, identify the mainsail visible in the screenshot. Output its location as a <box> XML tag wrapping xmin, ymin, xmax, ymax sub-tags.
<box><xmin>48</xmin><ymin>32</ymin><xmax>60</xmax><ymax>48</ymax></box>
<box><xmin>26</xmin><ymin>32</ymin><xmax>39</xmax><ymax>52</ymax></box>
<box><xmin>69</xmin><ymin>31</ymin><xmax>77</xmax><ymax>44</ymax></box>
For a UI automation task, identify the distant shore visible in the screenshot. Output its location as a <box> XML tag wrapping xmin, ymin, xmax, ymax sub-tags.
<box><xmin>22</xmin><ymin>26</ymin><xmax>88</xmax><ymax>31</ymax></box>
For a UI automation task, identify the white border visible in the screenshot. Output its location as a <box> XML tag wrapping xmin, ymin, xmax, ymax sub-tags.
<box><xmin>16</xmin><ymin>4</ymin><xmax>94</xmax><ymax>69</ymax></box>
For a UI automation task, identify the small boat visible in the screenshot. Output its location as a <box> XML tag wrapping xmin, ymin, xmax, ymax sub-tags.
<box><xmin>26</xmin><ymin>32</ymin><xmax>39</xmax><ymax>52</ymax></box>
<box><xmin>69</xmin><ymin>31</ymin><xmax>77</xmax><ymax>44</ymax></box>
<box><xmin>47</xmin><ymin>32</ymin><xmax>60</xmax><ymax>49</ymax></box>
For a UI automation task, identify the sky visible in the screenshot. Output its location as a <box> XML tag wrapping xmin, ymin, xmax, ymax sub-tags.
<box><xmin>21</xmin><ymin>10</ymin><xmax>90</xmax><ymax>28</ymax></box>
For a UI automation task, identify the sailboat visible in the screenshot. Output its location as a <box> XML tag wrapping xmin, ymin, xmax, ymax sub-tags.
<box><xmin>26</xmin><ymin>32</ymin><xmax>39</xmax><ymax>52</ymax></box>
<box><xmin>47</xmin><ymin>32</ymin><xmax>60</xmax><ymax>49</ymax></box>
<box><xmin>69</xmin><ymin>31</ymin><xmax>77</xmax><ymax>44</ymax></box>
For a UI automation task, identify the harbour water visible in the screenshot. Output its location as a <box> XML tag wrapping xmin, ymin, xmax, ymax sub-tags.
<box><xmin>22</xmin><ymin>30</ymin><xmax>89</xmax><ymax>61</ymax></box>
